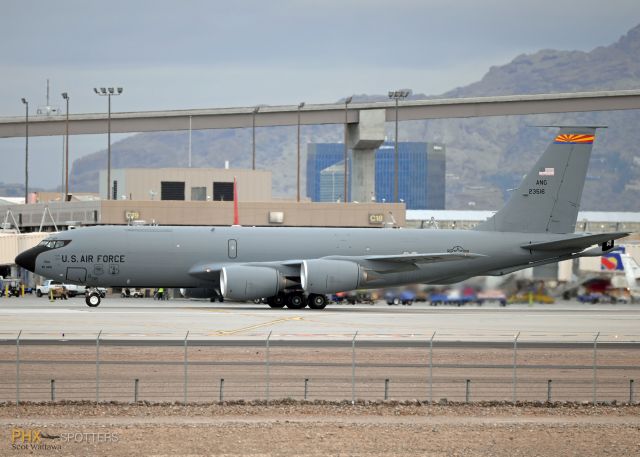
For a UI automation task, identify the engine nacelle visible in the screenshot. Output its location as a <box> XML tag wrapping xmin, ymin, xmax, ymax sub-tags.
<box><xmin>301</xmin><ymin>259</ymin><xmax>365</xmax><ymax>294</ymax></box>
<box><xmin>220</xmin><ymin>266</ymin><xmax>284</xmax><ymax>301</ymax></box>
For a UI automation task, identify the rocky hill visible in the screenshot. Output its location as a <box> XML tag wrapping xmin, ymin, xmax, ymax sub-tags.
<box><xmin>69</xmin><ymin>25</ymin><xmax>640</xmax><ymax>210</ymax></box>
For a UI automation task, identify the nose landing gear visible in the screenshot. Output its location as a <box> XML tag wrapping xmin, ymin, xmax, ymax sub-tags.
<box><xmin>85</xmin><ymin>289</ymin><xmax>102</xmax><ymax>307</ymax></box>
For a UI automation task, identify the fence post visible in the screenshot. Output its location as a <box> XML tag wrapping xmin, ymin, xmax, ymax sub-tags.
<box><xmin>351</xmin><ymin>331</ymin><xmax>358</xmax><ymax>405</ymax></box>
<box><xmin>592</xmin><ymin>332</ymin><xmax>599</xmax><ymax>405</ymax></box>
<box><xmin>513</xmin><ymin>331</ymin><xmax>520</xmax><ymax>404</ymax></box>
<box><xmin>134</xmin><ymin>379</ymin><xmax>139</xmax><ymax>402</ymax></box>
<box><xmin>630</xmin><ymin>379</ymin><xmax>635</xmax><ymax>404</ymax></box>
<box><xmin>429</xmin><ymin>331</ymin><xmax>436</xmax><ymax>404</ymax></box>
<box><xmin>304</xmin><ymin>378</ymin><xmax>309</xmax><ymax>401</ymax></box>
<box><xmin>465</xmin><ymin>379</ymin><xmax>470</xmax><ymax>403</ymax></box>
<box><xmin>184</xmin><ymin>331</ymin><xmax>189</xmax><ymax>405</ymax></box>
<box><xmin>50</xmin><ymin>379</ymin><xmax>55</xmax><ymax>402</ymax></box>
<box><xmin>96</xmin><ymin>330</ymin><xmax>102</xmax><ymax>403</ymax></box>
<box><xmin>219</xmin><ymin>378</ymin><xmax>224</xmax><ymax>403</ymax></box>
<box><xmin>547</xmin><ymin>380</ymin><xmax>552</xmax><ymax>403</ymax></box>
<box><xmin>16</xmin><ymin>330</ymin><xmax>21</xmax><ymax>405</ymax></box>
<box><xmin>384</xmin><ymin>379</ymin><xmax>389</xmax><ymax>401</ymax></box>
<box><xmin>266</xmin><ymin>331</ymin><xmax>272</xmax><ymax>403</ymax></box>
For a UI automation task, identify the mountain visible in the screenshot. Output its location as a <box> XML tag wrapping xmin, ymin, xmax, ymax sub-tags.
<box><xmin>69</xmin><ymin>25</ymin><xmax>640</xmax><ymax>210</ymax></box>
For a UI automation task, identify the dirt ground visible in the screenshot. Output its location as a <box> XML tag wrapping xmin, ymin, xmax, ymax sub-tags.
<box><xmin>2</xmin><ymin>345</ymin><xmax>638</xmax><ymax>403</ymax></box>
<box><xmin>0</xmin><ymin>402</ymin><xmax>639</xmax><ymax>456</ymax></box>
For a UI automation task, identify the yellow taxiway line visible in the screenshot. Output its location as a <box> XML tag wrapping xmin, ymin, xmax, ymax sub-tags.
<box><xmin>211</xmin><ymin>316</ymin><xmax>304</xmax><ymax>336</ymax></box>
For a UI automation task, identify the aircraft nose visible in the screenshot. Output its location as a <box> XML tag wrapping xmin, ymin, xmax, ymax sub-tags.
<box><xmin>15</xmin><ymin>247</ymin><xmax>38</xmax><ymax>272</ymax></box>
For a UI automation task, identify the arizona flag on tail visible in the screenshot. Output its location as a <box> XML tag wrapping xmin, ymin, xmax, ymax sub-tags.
<box><xmin>554</xmin><ymin>134</ymin><xmax>594</xmax><ymax>144</ymax></box>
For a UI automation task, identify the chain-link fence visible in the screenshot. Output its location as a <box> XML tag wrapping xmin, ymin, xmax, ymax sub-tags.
<box><xmin>0</xmin><ymin>330</ymin><xmax>638</xmax><ymax>404</ymax></box>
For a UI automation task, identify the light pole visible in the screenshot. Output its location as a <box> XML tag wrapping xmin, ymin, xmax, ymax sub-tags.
<box><xmin>21</xmin><ymin>98</ymin><xmax>29</xmax><ymax>204</ymax></box>
<box><xmin>61</xmin><ymin>92</ymin><xmax>70</xmax><ymax>201</ymax></box>
<box><xmin>297</xmin><ymin>102</ymin><xmax>305</xmax><ymax>202</ymax></box>
<box><xmin>388</xmin><ymin>89</ymin><xmax>411</xmax><ymax>203</ymax></box>
<box><xmin>252</xmin><ymin>105</ymin><xmax>261</xmax><ymax>170</ymax></box>
<box><xmin>94</xmin><ymin>87</ymin><xmax>123</xmax><ymax>200</ymax></box>
<box><xmin>343</xmin><ymin>96</ymin><xmax>352</xmax><ymax>203</ymax></box>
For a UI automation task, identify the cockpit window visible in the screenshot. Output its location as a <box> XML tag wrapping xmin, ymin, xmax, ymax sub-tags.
<box><xmin>39</xmin><ymin>240</ymin><xmax>70</xmax><ymax>249</ymax></box>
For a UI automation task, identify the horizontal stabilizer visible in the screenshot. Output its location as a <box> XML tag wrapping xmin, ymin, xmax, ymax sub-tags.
<box><xmin>521</xmin><ymin>232</ymin><xmax>629</xmax><ymax>251</ymax></box>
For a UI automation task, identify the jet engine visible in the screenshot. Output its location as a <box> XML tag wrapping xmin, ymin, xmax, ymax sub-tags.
<box><xmin>220</xmin><ymin>265</ymin><xmax>286</xmax><ymax>301</ymax></box>
<box><xmin>301</xmin><ymin>259</ymin><xmax>366</xmax><ymax>294</ymax></box>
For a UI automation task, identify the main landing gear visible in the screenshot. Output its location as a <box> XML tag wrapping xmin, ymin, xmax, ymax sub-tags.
<box><xmin>265</xmin><ymin>292</ymin><xmax>327</xmax><ymax>310</ymax></box>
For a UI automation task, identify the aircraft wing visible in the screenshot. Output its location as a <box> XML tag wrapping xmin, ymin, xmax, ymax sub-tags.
<box><xmin>358</xmin><ymin>252</ymin><xmax>485</xmax><ymax>263</ymax></box>
<box><xmin>323</xmin><ymin>252</ymin><xmax>486</xmax><ymax>273</ymax></box>
<box><xmin>189</xmin><ymin>252</ymin><xmax>485</xmax><ymax>280</ymax></box>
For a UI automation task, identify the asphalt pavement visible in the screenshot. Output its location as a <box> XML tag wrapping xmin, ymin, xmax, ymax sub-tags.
<box><xmin>0</xmin><ymin>295</ymin><xmax>638</xmax><ymax>343</ymax></box>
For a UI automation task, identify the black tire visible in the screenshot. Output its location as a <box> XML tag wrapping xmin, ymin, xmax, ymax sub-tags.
<box><xmin>307</xmin><ymin>294</ymin><xmax>327</xmax><ymax>310</ymax></box>
<box><xmin>36</xmin><ymin>290</ymin><xmax>42</xmax><ymax>297</ymax></box>
<box><xmin>86</xmin><ymin>292</ymin><xmax>101</xmax><ymax>307</ymax></box>
<box><xmin>286</xmin><ymin>293</ymin><xmax>306</xmax><ymax>309</ymax></box>
<box><xmin>267</xmin><ymin>295</ymin><xmax>285</xmax><ymax>308</ymax></box>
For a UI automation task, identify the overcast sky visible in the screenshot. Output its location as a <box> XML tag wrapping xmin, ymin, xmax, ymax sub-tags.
<box><xmin>1</xmin><ymin>0</ymin><xmax>639</xmax><ymax>189</ymax></box>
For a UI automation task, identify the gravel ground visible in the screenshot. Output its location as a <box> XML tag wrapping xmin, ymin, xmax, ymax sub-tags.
<box><xmin>1</xmin><ymin>402</ymin><xmax>639</xmax><ymax>456</ymax></box>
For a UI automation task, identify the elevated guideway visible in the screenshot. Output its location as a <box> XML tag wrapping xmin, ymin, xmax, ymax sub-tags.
<box><xmin>1</xmin><ymin>90</ymin><xmax>640</xmax><ymax>138</ymax></box>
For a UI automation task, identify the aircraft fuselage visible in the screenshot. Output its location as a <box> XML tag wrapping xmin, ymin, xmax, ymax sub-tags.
<box><xmin>27</xmin><ymin>225</ymin><xmax>577</xmax><ymax>289</ymax></box>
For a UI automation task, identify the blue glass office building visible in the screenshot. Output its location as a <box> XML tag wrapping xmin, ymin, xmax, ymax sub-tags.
<box><xmin>306</xmin><ymin>142</ymin><xmax>445</xmax><ymax>209</ymax></box>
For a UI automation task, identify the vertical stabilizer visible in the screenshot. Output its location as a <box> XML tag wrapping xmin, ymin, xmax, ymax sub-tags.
<box><xmin>476</xmin><ymin>127</ymin><xmax>599</xmax><ymax>233</ymax></box>
<box><xmin>620</xmin><ymin>254</ymin><xmax>640</xmax><ymax>291</ymax></box>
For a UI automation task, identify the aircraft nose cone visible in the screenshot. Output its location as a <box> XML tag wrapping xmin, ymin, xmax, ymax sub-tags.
<box><xmin>15</xmin><ymin>248</ymin><xmax>38</xmax><ymax>272</ymax></box>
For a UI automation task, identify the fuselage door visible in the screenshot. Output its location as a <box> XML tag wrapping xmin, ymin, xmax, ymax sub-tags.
<box><xmin>228</xmin><ymin>239</ymin><xmax>237</xmax><ymax>259</ymax></box>
<box><xmin>66</xmin><ymin>267</ymin><xmax>87</xmax><ymax>283</ymax></box>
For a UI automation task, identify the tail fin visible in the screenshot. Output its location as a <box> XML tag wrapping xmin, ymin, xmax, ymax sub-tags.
<box><xmin>476</xmin><ymin>127</ymin><xmax>600</xmax><ymax>234</ymax></box>
<box><xmin>620</xmin><ymin>254</ymin><xmax>640</xmax><ymax>291</ymax></box>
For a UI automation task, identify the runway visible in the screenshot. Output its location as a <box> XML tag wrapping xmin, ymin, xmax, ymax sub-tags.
<box><xmin>0</xmin><ymin>296</ymin><xmax>639</xmax><ymax>343</ymax></box>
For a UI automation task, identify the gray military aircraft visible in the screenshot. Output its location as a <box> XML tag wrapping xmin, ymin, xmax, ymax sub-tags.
<box><xmin>15</xmin><ymin>127</ymin><xmax>629</xmax><ymax>309</ymax></box>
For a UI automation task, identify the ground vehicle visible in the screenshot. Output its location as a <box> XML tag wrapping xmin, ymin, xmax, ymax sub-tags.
<box><xmin>385</xmin><ymin>290</ymin><xmax>416</xmax><ymax>305</ymax></box>
<box><xmin>508</xmin><ymin>292</ymin><xmax>555</xmax><ymax>304</ymax></box>
<box><xmin>121</xmin><ymin>287</ymin><xmax>143</xmax><ymax>298</ymax></box>
<box><xmin>429</xmin><ymin>290</ymin><xmax>476</xmax><ymax>306</ymax></box>
<box><xmin>37</xmin><ymin>280</ymin><xmax>85</xmax><ymax>297</ymax></box>
<box><xmin>476</xmin><ymin>290</ymin><xmax>507</xmax><ymax>306</ymax></box>
<box><xmin>49</xmin><ymin>285</ymin><xmax>68</xmax><ymax>300</ymax></box>
<box><xmin>1</xmin><ymin>277</ymin><xmax>33</xmax><ymax>296</ymax></box>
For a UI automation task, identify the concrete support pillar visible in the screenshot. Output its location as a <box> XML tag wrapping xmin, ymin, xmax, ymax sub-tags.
<box><xmin>351</xmin><ymin>149</ymin><xmax>376</xmax><ymax>203</ymax></box>
<box><xmin>348</xmin><ymin>109</ymin><xmax>385</xmax><ymax>203</ymax></box>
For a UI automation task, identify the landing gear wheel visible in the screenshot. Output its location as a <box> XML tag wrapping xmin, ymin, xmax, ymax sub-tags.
<box><xmin>286</xmin><ymin>293</ymin><xmax>306</xmax><ymax>309</ymax></box>
<box><xmin>267</xmin><ymin>294</ymin><xmax>285</xmax><ymax>308</ymax></box>
<box><xmin>86</xmin><ymin>292</ymin><xmax>101</xmax><ymax>307</ymax></box>
<box><xmin>307</xmin><ymin>294</ymin><xmax>327</xmax><ymax>310</ymax></box>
